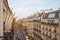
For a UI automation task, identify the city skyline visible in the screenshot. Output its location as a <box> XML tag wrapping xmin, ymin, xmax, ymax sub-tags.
<box><xmin>8</xmin><ymin>0</ymin><xmax>60</xmax><ymax>19</ymax></box>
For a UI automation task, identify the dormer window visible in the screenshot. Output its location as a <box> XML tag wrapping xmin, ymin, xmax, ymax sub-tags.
<box><xmin>48</xmin><ymin>13</ymin><xmax>56</xmax><ymax>18</ymax></box>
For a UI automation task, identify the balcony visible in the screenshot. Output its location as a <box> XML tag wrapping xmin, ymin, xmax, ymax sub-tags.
<box><xmin>33</xmin><ymin>32</ymin><xmax>43</xmax><ymax>40</ymax></box>
<box><xmin>33</xmin><ymin>27</ymin><xmax>41</xmax><ymax>32</ymax></box>
<box><xmin>41</xmin><ymin>21</ymin><xmax>59</xmax><ymax>26</ymax></box>
<box><xmin>51</xmin><ymin>23</ymin><xmax>59</xmax><ymax>25</ymax></box>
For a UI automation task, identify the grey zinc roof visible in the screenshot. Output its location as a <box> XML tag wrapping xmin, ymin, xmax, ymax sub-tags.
<box><xmin>44</xmin><ymin>10</ymin><xmax>60</xmax><ymax>19</ymax></box>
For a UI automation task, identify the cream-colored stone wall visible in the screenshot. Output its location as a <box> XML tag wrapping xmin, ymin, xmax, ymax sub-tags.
<box><xmin>0</xmin><ymin>0</ymin><xmax>3</xmax><ymax>40</ymax></box>
<box><xmin>0</xmin><ymin>0</ymin><xmax>3</xmax><ymax>34</ymax></box>
<box><xmin>22</xmin><ymin>10</ymin><xmax>60</xmax><ymax>40</ymax></box>
<box><xmin>3</xmin><ymin>0</ymin><xmax>13</xmax><ymax>32</ymax></box>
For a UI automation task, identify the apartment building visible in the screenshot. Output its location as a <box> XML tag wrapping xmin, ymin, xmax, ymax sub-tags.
<box><xmin>21</xmin><ymin>12</ymin><xmax>42</xmax><ymax>40</ymax></box>
<box><xmin>0</xmin><ymin>0</ymin><xmax>3</xmax><ymax>40</ymax></box>
<box><xmin>22</xmin><ymin>17</ymin><xmax>34</xmax><ymax>40</ymax></box>
<box><xmin>0</xmin><ymin>0</ymin><xmax>14</xmax><ymax>40</ymax></box>
<box><xmin>22</xmin><ymin>9</ymin><xmax>60</xmax><ymax>40</ymax></box>
<box><xmin>3</xmin><ymin>0</ymin><xmax>13</xmax><ymax>32</ymax></box>
<box><xmin>33</xmin><ymin>10</ymin><xmax>60</xmax><ymax>40</ymax></box>
<box><xmin>41</xmin><ymin>10</ymin><xmax>60</xmax><ymax>40</ymax></box>
<box><xmin>33</xmin><ymin>13</ymin><xmax>42</xmax><ymax>40</ymax></box>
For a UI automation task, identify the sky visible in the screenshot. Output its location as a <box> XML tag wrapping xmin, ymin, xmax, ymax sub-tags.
<box><xmin>8</xmin><ymin>0</ymin><xmax>60</xmax><ymax>19</ymax></box>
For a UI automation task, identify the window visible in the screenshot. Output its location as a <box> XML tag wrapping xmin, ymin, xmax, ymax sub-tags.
<box><xmin>49</xmin><ymin>36</ymin><xmax>51</xmax><ymax>38</ymax></box>
<box><xmin>43</xmin><ymin>27</ymin><xmax>44</xmax><ymax>29</ymax></box>
<box><xmin>49</xmin><ymin>29</ymin><xmax>51</xmax><ymax>31</ymax></box>
<box><xmin>54</xmin><ymin>30</ymin><xmax>56</xmax><ymax>33</ymax></box>
<box><xmin>46</xmin><ymin>28</ymin><xmax>48</xmax><ymax>30</ymax></box>
<box><xmin>48</xmin><ymin>13</ymin><xmax>56</xmax><ymax>18</ymax></box>
<box><xmin>42</xmin><ymin>33</ymin><xmax>44</xmax><ymax>35</ymax></box>
<box><xmin>45</xmin><ymin>33</ymin><xmax>48</xmax><ymax>36</ymax></box>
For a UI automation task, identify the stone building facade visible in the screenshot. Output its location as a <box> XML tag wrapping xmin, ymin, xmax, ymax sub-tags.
<box><xmin>0</xmin><ymin>0</ymin><xmax>14</xmax><ymax>40</ymax></box>
<box><xmin>22</xmin><ymin>10</ymin><xmax>60</xmax><ymax>40</ymax></box>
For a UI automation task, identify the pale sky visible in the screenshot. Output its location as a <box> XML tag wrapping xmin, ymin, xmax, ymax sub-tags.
<box><xmin>8</xmin><ymin>0</ymin><xmax>60</xmax><ymax>19</ymax></box>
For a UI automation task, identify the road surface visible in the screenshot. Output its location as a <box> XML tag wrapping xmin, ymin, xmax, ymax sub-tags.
<box><xmin>13</xmin><ymin>24</ymin><xmax>26</xmax><ymax>40</ymax></box>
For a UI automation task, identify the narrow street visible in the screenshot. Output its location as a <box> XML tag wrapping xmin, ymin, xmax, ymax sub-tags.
<box><xmin>13</xmin><ymin>23</ymin><xmax>26</xmax><ymax>40</ymax></box>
